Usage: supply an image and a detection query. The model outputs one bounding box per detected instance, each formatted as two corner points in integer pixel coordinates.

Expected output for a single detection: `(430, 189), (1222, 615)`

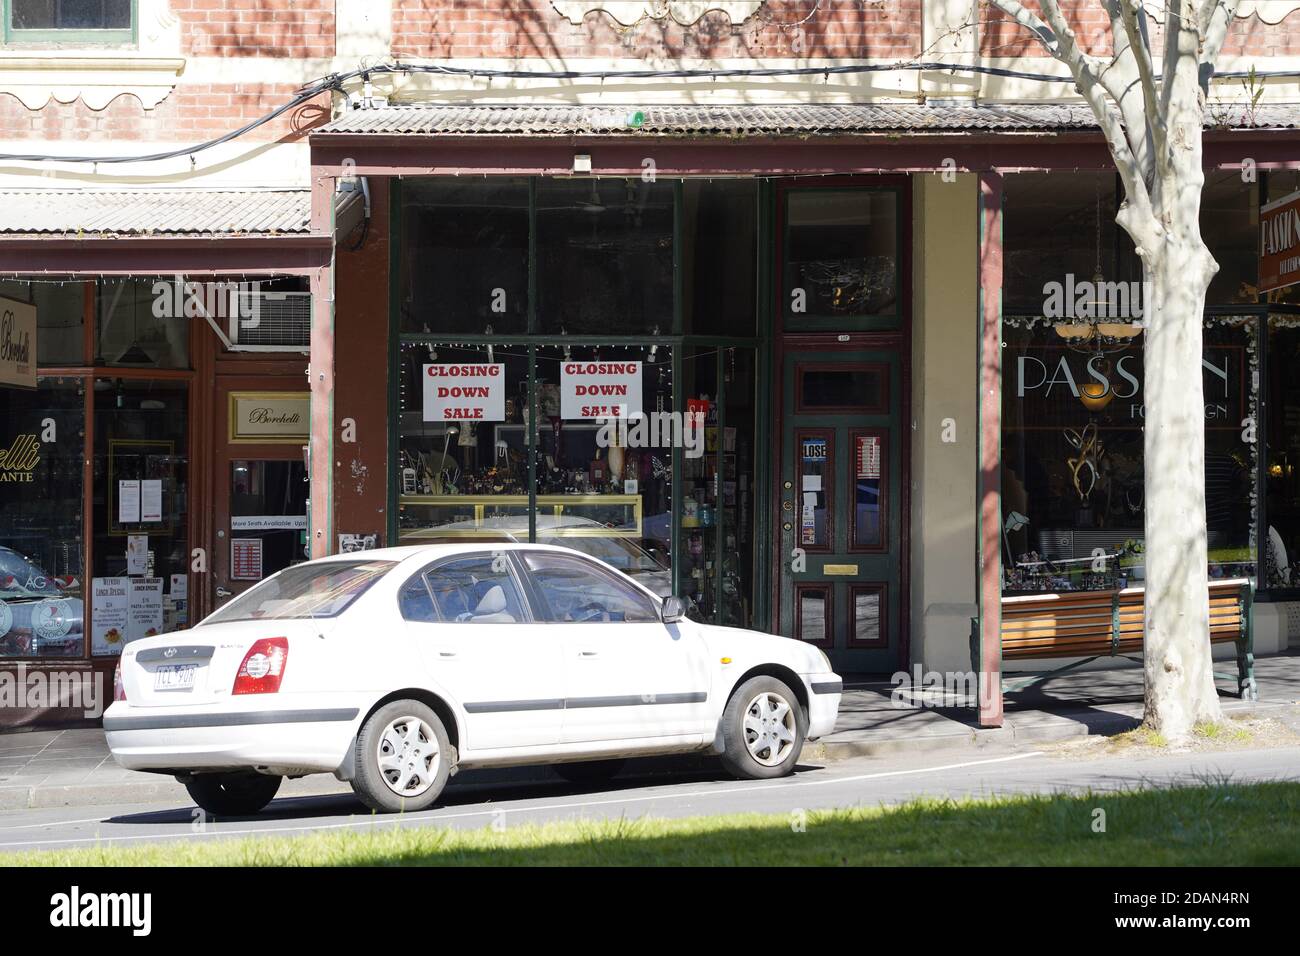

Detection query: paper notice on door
(118, 480), (140, 524)
(802, 475), (822, 492)
(857, 434), (881, 479)
(126, 535), (148, 575)
(127, 577), (165, 643)
(90, 577), (130, 656)
(141, 480), (163, 523)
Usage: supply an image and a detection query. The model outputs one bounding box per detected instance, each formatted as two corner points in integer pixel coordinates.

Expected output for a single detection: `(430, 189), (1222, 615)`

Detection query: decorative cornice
(550, 2), (767, 27)
(1236, 1), (1300, 24)
(0, 0), (183, 111)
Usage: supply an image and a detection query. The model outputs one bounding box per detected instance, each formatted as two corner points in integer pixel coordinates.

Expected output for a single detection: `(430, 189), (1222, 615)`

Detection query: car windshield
(0, 549), (63, 600)
(203, 560), (395, 624)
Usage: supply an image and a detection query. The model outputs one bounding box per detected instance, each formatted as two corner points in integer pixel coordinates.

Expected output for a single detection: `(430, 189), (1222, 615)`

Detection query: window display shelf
(399, 494), (643, 539)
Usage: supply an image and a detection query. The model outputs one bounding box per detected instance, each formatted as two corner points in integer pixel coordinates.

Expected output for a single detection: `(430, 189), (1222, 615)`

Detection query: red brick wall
(981, 1), (1112, 57)
(393, 0), (922, 60)
(982, 3), (1300, 58)
(172, 0), (336, 58)
(0, 86), (331, 142)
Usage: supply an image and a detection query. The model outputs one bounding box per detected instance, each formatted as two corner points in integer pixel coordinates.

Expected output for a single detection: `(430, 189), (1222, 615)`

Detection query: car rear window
(203, 560), (395, 624)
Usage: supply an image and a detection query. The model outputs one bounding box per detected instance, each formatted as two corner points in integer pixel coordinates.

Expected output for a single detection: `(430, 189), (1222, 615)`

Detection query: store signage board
(230, 514), (306, 531)
(231, 538), (264, 581)
(90, 577), (130, 656)
(127, 578), (164, 644)
(1260, 188), (1300, 293)
(229, 392), (310, 444)
(0, 295), (36, 390)
(561, 361), (643, 419)
(423, 364), (505, 422)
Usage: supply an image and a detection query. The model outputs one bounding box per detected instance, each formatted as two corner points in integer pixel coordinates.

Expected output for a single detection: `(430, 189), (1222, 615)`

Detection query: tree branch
(1201, 0), (1242, 67)
(1119, 0), (1168, 182)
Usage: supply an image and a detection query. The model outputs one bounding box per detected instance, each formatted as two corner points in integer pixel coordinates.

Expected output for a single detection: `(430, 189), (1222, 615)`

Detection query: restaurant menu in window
(90, 577), (130, 656)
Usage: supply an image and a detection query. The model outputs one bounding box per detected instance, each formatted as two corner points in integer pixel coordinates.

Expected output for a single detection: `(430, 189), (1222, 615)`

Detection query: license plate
(154, 664), (197, 691)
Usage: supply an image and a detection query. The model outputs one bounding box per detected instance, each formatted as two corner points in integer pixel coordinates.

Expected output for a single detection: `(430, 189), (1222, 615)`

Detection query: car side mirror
(661, 596), (686, 624)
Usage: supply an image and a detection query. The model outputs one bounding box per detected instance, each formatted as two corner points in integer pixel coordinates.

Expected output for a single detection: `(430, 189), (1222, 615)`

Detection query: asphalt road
(2, 745), (1298, 854)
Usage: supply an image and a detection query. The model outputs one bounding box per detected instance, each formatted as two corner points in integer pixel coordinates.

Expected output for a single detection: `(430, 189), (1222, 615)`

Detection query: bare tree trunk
(1140, 244), (1224, 739)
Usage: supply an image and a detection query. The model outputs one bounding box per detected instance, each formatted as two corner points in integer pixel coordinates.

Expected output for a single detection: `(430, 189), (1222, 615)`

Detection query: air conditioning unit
(226, 291), (312, 352)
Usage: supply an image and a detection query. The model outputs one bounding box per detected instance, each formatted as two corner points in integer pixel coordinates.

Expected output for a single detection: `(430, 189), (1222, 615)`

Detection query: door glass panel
(852, 431), (885, 550)
(523, 552), (659, 623)
(798, 364), (884, 412)
(851, 586), (884, 647)
(93, 378), (189, 647)
(796, 430), (832, 550)
(797, 586), (829, 645)
(784, 189), (898, 320)
(230, 460), (308, 581)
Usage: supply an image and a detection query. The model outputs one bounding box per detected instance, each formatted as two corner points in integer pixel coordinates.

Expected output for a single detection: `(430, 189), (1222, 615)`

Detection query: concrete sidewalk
(2, 650), (1298, 811)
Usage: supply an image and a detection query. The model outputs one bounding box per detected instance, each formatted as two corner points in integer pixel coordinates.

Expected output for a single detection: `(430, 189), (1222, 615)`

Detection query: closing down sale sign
(560, 361), (643, 419)
(423, 364), (506, 422)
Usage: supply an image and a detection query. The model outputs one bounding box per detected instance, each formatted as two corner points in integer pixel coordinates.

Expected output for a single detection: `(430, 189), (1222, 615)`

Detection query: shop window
(399, 179), (529, 335)
(96, 279), (189, 369)
(91, 378), (189, 652)
(1266, 315), (1300, 590)
(0, 377), (85, 659)
(533, 343), (672, 596)
(0, 280), (85, 366)
(535, 178), (674, 335)
(682, 179), (757, 335)
(1001, 318), (1256, 592)
(6, 0), (134, 43)
(396, 342), (532, 536)
(782, 187), (899, 327)
(1201, 171), (1259, 306)
(1004, 172), (1126, 317)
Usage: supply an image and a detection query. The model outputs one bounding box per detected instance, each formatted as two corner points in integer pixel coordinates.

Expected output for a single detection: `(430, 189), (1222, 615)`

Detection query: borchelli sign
(422, 364), (505, 422)
(228, 391), (310, 443)
(1260, 188), (1300, 293)
(0, 295), (36, 390)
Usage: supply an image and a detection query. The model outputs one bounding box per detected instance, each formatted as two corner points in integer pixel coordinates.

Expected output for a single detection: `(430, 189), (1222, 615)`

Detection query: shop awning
(0, 188), (313, 238)
(315, 102), (1300, 138)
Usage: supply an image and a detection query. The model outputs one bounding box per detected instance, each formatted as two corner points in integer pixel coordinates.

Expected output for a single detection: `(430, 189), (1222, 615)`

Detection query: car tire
(352, 699), (452, 813)
(185, 772), (282, 817)
(553, 759), (627, 784)
(719, 676), (807, 780)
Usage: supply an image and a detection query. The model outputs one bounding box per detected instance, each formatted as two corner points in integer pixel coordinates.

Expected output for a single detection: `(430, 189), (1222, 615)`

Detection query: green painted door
(777, 348), (903, 673)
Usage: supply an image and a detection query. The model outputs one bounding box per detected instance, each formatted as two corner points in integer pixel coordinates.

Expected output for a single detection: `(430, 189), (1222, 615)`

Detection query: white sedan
(105, 543), (842, 815)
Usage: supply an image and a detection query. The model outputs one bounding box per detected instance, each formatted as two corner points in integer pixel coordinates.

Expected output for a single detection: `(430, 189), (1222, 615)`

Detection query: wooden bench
(970, 578), (1256, 699)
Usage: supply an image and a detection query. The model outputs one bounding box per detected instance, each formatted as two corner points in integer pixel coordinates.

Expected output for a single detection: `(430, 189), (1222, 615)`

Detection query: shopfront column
(309, 166), (336, 559)
(978, 171), (1004, 728)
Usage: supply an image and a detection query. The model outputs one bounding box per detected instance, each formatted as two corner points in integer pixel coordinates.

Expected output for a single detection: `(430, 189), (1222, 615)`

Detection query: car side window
(420, 555), (527, 624)
(523, 553), (659, 623)
(398, 574), (439, 623)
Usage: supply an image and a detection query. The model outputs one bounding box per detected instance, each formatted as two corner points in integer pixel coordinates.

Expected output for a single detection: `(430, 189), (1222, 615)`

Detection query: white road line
(0, 751), (1046, 850)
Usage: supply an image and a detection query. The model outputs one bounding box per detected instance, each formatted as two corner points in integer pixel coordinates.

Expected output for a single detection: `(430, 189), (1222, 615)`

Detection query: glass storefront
(394, 178), (761, 626)
(0, 278), (194, 661)
(1001, 170), (1300, 596)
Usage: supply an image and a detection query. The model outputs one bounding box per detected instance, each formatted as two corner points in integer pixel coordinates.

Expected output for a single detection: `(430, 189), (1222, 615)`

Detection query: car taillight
(113, 660), (126, 702)
(232, 638), (288, 695)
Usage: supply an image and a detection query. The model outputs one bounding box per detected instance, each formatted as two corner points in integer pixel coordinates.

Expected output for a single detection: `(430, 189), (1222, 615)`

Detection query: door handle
(216, 587), (232, 598)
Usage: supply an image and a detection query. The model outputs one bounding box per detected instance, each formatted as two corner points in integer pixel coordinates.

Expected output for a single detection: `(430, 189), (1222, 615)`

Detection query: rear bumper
(103, 700), (363, 774)
(802, 673), (842, 740)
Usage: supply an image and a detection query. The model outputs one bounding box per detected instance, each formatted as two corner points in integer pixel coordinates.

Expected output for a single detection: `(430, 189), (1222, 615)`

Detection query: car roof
(312, 541), (602, 565)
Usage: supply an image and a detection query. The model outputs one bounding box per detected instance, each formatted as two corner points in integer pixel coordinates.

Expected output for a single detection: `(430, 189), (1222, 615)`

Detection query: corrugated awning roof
(316, 102), (1300, 137)
(0, 189), (312, 238)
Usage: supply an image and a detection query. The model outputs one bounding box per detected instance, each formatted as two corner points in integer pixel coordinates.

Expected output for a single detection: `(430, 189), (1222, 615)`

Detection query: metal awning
(315, 102), (1300, 138)
(0, 189), (313, 238)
